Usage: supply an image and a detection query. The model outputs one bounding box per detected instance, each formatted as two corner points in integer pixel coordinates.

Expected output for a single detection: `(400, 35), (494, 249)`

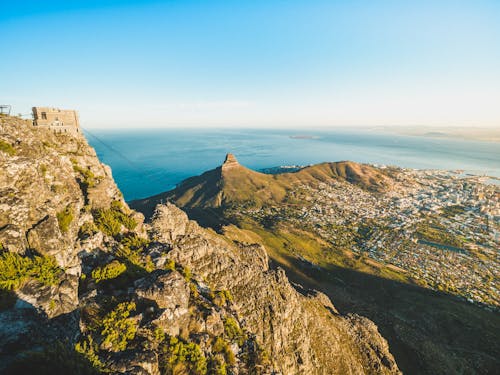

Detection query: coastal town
(239, 166), (500, 309)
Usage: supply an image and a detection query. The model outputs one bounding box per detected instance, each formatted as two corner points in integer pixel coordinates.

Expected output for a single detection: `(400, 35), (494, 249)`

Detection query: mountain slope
(131, 153), (392, 220)
(0, 115), (400, 374)
(131, 153), (500, 375)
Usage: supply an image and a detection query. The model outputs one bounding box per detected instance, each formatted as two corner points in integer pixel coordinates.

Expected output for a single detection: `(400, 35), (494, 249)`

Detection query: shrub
(0, 252), (62, 291)
(159, 336), (207, 375)
(40, 164), (47, 176)
(0, 140), (15, 156)
(212, 337), (235, 366)
(100, 301), (137, 352)
(109, 201), (137, 230)
(213, 290), (233, 307)
(209, 356), (227, 375)
(223, 317), (246, 346)
(93, 203), (137, 238)
(165, 258), (176, 271)
(91, 261), (126, 283)
(73, 164), (96, 189)
(117, 234), (154, 273)
(182, 267), (192, 282)
(78, 222), (98, 239)
(93, 209), (122, 237)
(74, 336), (104, 371)
(153, 327), (166, 343)
(57, 206), (74, 233)
(120, 233), (149, 250)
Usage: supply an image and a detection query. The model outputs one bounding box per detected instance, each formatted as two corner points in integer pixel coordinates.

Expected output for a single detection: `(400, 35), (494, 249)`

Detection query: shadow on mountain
(0, 293), (99, 374)
(270, 251), (500, 375)
(132, 197), (500, 374)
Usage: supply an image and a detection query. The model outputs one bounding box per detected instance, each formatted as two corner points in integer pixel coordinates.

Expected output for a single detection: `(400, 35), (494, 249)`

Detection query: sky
(1, 0), (499, 129)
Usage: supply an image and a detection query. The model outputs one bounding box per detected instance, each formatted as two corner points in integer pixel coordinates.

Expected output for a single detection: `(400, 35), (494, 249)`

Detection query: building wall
(32, 107), (80, 135)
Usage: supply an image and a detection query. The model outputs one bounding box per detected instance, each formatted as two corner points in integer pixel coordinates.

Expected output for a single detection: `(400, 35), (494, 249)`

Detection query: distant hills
(131, 153), (392, 219)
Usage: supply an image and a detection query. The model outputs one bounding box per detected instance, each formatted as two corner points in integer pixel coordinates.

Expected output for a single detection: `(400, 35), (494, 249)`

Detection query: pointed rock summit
(222, 153), (240, 170)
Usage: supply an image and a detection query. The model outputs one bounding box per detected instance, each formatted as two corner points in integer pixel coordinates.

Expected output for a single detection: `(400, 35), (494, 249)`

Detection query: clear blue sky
(1, 0), (499, 128)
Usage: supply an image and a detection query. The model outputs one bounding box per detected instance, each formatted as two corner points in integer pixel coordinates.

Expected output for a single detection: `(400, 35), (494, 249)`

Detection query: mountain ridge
(131, 153), (393, 220)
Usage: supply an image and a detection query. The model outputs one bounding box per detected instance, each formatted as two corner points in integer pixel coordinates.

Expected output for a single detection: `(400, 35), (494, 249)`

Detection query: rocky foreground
(0, 115), (400, 374)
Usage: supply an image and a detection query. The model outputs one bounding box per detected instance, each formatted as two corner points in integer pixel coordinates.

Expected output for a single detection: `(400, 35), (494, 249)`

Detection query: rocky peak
(221, 153), (239, 170)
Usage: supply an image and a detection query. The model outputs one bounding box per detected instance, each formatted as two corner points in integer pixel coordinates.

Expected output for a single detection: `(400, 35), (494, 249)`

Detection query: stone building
(32, 107), (80, 135)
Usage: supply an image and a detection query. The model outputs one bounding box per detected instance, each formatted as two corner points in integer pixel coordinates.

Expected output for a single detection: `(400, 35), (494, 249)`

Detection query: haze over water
(87, 128), (500, 201)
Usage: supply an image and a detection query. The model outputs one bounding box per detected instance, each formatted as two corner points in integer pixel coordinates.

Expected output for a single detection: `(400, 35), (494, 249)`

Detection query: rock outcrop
(0, 114), (400, 374)
(151, 204), (401, 374)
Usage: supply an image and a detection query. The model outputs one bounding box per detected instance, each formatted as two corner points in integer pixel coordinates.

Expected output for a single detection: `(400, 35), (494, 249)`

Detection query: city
(236, 167), (499, 309)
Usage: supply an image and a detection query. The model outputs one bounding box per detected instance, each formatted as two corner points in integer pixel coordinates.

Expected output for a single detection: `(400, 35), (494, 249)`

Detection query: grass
(0, 252), (62, 291)
(227, 218), (410, 285)
(416, 219), (463, 248)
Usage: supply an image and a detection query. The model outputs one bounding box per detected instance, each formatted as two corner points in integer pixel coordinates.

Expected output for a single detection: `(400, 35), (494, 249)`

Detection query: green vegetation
(212, 290), (233, 307)
(441, 205), (466, 218)
(182, 266), (192, 281)
(117, 233), (153, 273)
(153, 327), (166, 343)
(91, 261), (126, 283)
(120, 232), (149, 249)
(40, 164), (48, 176)
(208, 357), (227, 375)
(74, 336), (105, 372)
(100, 301), (137, 352)
(212, 337), (235, 366)
(416, 219), (463, 248)
(57, 205), (74, 233)
(79, 221), (98, 239)
(93, 209), (121, 237)
(159, 336), (207, 375)
(73, 164), (97, 189)
(93, 202), (137, 237)
(0, 139), (15, 156)
(223, 317), (246, 346)
(165, 258), (176, 271)
(0, 252), (62, 291)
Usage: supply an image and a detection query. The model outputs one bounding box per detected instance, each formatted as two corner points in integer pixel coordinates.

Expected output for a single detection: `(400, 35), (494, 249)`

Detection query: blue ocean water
(85, 128), (500, 201)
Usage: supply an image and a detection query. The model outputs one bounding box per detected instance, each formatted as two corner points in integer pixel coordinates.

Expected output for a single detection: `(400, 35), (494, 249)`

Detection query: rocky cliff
(0, 115), (400, 374)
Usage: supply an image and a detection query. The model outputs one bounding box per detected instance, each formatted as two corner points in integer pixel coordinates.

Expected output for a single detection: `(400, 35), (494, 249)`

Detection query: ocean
(85, 128), (500, 201)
